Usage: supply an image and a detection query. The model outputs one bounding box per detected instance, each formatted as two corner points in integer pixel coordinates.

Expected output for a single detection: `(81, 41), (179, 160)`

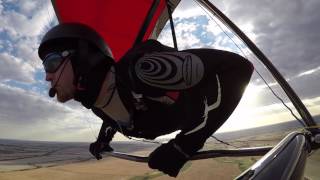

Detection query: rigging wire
(166, 0), (178, 50)
(125, 136), (162, 145)
(210, 135), (240, 148)
(113, 115), (163, 145)
(84, 118), (98, 140)
(194, 0), (306, 127)
(254, 70), (306, 127)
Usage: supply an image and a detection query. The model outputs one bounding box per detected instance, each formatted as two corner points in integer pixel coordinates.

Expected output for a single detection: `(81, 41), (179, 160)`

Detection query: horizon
(3, 117), (319, 143)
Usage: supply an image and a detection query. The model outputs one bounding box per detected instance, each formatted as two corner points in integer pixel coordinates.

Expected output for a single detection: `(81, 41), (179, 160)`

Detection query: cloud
(0, 0), (56, 82)
(15, 37), (43, 69)
(18, 1), (38, 15)
(0, 1), (53, 39)
(213, 0), (320, 77)
(0, 52), (34, 82)
(174, 1), (226, 18)
(0, 83), (67, 124)
(251, 64), (320, 106)
(289, 69), (320, 99)
(296, 66), (320, 77)
(173, 1), (205, 18)
(158, 15), (233, 50)
(0, 83), (101, 141)
(171, 0), (320, 87)
(0, 1), (3, 14)
(0, 0), (102, 142)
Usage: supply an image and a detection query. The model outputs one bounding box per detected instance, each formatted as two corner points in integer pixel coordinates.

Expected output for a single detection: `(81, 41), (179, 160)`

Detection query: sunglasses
(43, 50), (75, 73)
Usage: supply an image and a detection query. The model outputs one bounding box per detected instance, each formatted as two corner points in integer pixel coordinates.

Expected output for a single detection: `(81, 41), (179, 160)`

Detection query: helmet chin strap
(72, 40), (115, 109)
(73, 60), (113, 109)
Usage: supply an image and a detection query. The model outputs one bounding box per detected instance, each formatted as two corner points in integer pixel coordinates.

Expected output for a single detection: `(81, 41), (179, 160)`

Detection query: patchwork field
(0, 131), (319, 180)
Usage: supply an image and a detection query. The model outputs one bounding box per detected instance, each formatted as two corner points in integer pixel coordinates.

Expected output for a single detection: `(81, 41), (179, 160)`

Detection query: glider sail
(51, 0), (180, 60)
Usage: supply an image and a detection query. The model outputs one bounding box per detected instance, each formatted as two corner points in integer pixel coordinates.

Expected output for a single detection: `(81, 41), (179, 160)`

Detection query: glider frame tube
(134, 0), (161, 46)
(103, 146), (273, 163)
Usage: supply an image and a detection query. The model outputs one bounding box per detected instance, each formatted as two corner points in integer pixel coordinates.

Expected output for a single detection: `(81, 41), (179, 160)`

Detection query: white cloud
(0, 40), (3, 50)
(18, 1), (37, 15)
(0, 52), (34, 82)
(0, 1), (53, 39)
(214, 0), (320, 76)
(173, 0), (226, 19)
(173, 1), (203, 18)
(0, 0), (60, 91)
(0, 1), (103, 142)
(159, 16), (222, 50)
(158, 18), (202, 49)
(204, 18), (223, 36)
(0, 83), (67, 123)
(211, 35), (233, 51)
(220, 94), (320, 132)
(297, 66), (320, 77)
(0, 83), (101, 142)
(0, 0), (3, 14)
(157, 27), (174, 47)
(15, 37), (42, 69)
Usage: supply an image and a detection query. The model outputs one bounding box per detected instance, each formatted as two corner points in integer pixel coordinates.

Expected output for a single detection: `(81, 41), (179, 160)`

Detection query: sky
(0, 0), (319, 142)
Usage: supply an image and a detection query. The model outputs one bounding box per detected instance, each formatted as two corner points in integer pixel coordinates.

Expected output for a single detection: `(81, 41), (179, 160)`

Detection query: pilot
(38, 22), (253, 177)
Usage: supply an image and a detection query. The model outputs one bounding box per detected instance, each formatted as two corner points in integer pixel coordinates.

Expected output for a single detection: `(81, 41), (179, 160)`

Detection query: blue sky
(0, 0), (320, 142)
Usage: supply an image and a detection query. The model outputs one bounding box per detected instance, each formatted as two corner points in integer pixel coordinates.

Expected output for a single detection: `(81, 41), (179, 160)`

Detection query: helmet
(38, 23), (115, 108)
(38, 23), (113, 60)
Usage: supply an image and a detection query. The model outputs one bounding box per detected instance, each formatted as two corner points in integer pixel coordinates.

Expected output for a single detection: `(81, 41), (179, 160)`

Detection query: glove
(89, 141), (113, 160)
(148, 140), (189, 177)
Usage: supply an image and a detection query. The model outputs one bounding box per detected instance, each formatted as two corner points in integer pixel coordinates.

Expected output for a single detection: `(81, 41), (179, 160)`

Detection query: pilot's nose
(45, 73), (54, 82)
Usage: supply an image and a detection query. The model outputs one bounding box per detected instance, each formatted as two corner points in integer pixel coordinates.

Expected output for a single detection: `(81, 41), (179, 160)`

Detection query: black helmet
(38, 23), (113, 60)
(38, 23), (115, 108)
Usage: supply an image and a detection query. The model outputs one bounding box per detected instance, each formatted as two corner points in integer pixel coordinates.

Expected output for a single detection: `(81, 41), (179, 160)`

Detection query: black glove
(89, 141), (113, 160)
(148, 140), (189, 177)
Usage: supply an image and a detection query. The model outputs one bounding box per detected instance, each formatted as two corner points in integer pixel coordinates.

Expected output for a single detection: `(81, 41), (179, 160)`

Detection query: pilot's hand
(89, 141), (113, 160)
(148, 140), (189, 177)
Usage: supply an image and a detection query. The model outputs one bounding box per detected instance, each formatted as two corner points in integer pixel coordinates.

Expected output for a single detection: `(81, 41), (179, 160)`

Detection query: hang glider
(51, 0), (315, 124)
(50, 0), (320, 179)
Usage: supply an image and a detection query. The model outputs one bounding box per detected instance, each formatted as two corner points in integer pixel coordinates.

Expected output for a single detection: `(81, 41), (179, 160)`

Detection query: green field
(128, 131), (320, 180)
(305, 150), (320, 180)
